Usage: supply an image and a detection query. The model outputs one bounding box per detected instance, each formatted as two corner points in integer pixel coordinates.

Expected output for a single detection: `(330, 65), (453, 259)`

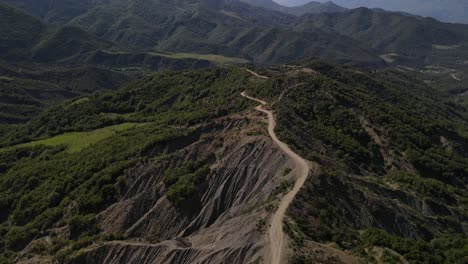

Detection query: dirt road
(241, 91), (310, 264)
(451, 73), (462, 81)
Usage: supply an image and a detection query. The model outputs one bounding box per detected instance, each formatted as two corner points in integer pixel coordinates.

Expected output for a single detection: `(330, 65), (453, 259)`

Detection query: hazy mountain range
(276, 0), (468, 24)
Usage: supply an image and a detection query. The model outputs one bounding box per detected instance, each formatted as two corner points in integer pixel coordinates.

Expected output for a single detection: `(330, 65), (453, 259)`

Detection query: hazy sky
(274, 0), (315, 7)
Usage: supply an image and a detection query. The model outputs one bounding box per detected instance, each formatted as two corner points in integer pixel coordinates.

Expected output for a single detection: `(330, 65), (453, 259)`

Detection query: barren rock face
(69, 112), (293, 264)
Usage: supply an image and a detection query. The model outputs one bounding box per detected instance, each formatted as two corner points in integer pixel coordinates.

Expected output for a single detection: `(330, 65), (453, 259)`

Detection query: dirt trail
(241, 88), (310, 264)
(451, 73), (462, 81)
(243, 68), (269, 79)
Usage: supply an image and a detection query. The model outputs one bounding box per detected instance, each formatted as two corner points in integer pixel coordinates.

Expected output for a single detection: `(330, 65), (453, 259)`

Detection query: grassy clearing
(103, 49), (249, 64)
(432, 44), (461, 50)
(15, 123), (146, 153)
(70, 97), (90, 106)
(99, 112), (135, 120)
(0, 76), (14, 81)
(149, 52), (249, 64)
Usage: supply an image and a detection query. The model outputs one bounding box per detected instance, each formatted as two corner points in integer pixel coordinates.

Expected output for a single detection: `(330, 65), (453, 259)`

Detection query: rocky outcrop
(69, 111), (294, 264)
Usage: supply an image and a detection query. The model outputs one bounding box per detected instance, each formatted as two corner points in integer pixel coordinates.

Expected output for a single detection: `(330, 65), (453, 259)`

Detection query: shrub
(68, 214), (99, 238)
(384, 170), (455, 202)
(5, 225), (38, 251)
(164, 165), (210, 205)
(360, 229), (468, 263)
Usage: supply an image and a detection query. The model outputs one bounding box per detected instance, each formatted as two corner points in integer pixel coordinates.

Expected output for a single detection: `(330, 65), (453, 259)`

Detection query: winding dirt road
(451, 73), (462, 81)
(241, 91), (310, 264)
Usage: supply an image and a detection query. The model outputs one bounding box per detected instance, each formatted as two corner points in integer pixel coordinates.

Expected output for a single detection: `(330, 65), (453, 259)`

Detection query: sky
(274, 0), (314, 7)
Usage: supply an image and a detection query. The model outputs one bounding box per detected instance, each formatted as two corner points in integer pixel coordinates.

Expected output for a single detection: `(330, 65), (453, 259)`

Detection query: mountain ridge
(312, 0), (468, 24)
(240, 0), (346, 15)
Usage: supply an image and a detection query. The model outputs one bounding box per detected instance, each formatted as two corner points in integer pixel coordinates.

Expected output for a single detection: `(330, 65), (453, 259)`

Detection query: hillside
(0, 61), (138, 125)
(1, 0), (93, 23)
(0, 2), (46, 60)
(4, 0), (468, 70)
(0, 2), (242, 125)
(247, 60), (468, 263)
(295, 7), (468, 67)
(0, 0), (380, 65)
(0, 2), (230, 68)
(318, 0), (468, 24)
(0, 3), (124, 124)
(62, 0), (378, 65)
(0, 60), (466, 263)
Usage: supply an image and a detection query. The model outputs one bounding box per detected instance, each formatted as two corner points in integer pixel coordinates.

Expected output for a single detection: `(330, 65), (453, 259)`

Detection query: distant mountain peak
(314, 0), (468, 24)
(240, 0), (346, 15)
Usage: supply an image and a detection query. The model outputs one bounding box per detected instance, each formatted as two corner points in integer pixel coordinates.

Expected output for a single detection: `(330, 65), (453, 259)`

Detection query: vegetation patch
(164, 162), (211, 206)
(150, 52), (249, 64)
(12, 123), (146, 153)
(384, 170), (458, 203)
(357, 228), (468, 264)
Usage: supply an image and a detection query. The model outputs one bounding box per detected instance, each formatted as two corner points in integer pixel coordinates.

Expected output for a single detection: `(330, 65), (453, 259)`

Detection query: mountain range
(283, 0), (468, 24)
(4, 0), (468, 68)
(2, 0), (468, 137)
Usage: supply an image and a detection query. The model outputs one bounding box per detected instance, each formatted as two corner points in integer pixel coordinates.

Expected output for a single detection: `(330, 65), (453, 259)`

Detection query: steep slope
(241, 91), (311, 264)
(5, 0), (468, 68)
(0, 0), (382, 65)
(0, 4), (134, 123)
(0, 2), (222, 68)
(294, 7), (468, 67)
(0, 2), (115, 63)
(0, 2), (47, 60)
(319, 0), (468, 24)
(64, 0), (379, 65)
(0, 62), (138, 124)
(0, 0), (92, 23)
(246, 60), (468, 263)
(0, 68), (298, 264)
(0, 2), (235, 125)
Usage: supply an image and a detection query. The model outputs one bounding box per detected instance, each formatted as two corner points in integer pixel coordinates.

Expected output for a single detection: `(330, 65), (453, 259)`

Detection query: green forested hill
(0, 2), (115, 63)
(0, 62), (138, 124)
(0, 61), (466, 263)
(1, 0), (93, 23)
(0, 0), (383, 65)
(63, 0), (379, 65)
(247, 60), (468, 263)
(4, 0), (468, 69)
(0, 2), (46, 60)
(0, 2), (235, 125)
(294, 7), (468, 67)
(0, 67), (253, 262)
